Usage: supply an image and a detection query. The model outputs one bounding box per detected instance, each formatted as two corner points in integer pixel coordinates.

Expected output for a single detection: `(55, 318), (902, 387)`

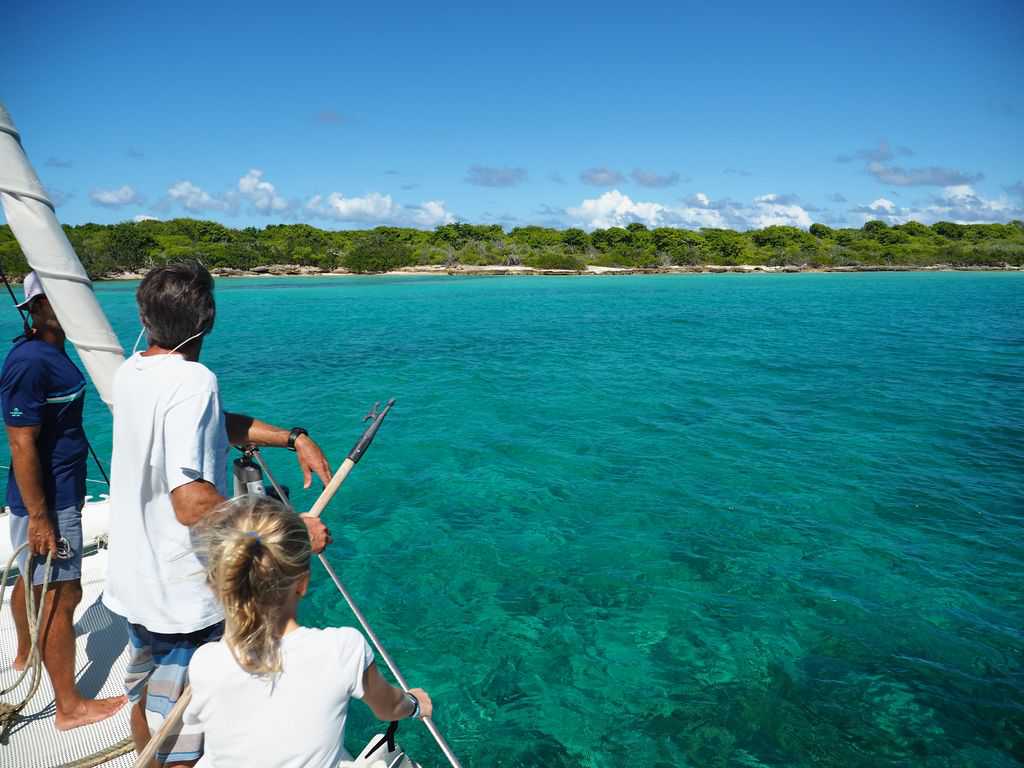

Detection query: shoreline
(95, 263), (1024, 281)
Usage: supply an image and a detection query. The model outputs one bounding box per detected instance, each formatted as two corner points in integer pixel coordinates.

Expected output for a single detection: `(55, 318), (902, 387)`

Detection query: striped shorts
(125, 621), (224, 764)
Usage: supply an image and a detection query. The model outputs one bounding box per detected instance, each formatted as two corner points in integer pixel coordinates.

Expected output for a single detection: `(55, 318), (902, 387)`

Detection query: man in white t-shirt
(104, 262), (332, 767)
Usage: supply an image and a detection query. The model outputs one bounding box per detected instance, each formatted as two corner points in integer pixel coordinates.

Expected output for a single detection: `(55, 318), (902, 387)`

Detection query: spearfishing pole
(0, 263), (111, 486)
(253, 399), (465, 768)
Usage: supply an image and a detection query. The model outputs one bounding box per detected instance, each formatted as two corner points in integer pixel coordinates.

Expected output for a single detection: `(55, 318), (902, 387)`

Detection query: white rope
(0, 541), (54, 741)
(0, 541), (138, 766)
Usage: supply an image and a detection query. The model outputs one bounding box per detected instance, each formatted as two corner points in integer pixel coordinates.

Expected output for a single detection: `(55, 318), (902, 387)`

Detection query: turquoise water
(3, 273), (1023, 767)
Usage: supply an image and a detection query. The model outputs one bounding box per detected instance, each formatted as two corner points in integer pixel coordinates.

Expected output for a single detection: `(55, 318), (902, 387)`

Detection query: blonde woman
(183, 496), (432, 767)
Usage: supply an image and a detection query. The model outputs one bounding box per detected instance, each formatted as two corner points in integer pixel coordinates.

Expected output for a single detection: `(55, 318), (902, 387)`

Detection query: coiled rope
(0, 542), (54, 741)
(0, 542), (135, 766)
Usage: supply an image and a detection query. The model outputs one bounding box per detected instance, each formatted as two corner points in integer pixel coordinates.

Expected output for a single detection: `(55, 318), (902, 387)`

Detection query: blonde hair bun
(198, 495), (312, 675)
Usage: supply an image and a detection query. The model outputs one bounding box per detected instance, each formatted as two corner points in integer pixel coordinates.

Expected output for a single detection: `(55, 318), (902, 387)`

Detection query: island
(1, 219), (1021, 279)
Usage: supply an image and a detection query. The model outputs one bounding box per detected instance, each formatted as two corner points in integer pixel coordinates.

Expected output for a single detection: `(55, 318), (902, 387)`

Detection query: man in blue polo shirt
(1, 271), (126, 730)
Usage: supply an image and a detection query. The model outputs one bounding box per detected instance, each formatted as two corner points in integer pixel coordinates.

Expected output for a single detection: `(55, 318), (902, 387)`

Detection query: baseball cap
(16, 271), (44, 309)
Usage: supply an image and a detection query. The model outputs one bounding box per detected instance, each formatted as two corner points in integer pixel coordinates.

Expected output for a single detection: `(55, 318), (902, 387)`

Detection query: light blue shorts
(8, 504), (83, 586)
(125, 621), (224, 764)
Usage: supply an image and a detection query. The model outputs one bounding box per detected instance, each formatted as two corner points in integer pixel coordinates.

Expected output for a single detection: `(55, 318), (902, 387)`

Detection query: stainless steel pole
(317, 555), (464, 768)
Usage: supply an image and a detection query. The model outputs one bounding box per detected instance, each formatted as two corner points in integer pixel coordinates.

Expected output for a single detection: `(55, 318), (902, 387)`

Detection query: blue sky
(4, 0), (1023, 231)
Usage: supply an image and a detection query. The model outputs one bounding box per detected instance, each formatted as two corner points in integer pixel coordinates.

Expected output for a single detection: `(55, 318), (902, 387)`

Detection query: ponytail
(198, 495), (312, 676)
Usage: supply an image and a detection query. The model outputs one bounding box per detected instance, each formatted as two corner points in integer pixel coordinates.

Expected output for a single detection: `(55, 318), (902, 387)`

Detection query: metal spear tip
(363, 401), (381, 421)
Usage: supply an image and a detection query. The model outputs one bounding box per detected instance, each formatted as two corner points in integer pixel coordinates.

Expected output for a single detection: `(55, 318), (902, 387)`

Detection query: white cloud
(567, 190), (814, 230)
(567, 190), (665, 229)
(921, 186), (1019, 223)
(90, 185), (142, 208)
(850, 197), (911, 224)
(133, 214), (160, 222)
(314, 192), (396, 221)
(748, 194), (813, 228)
(166, 168), (288, 215)
(167, 180), (229, 213)
(407, 200), (455, 228)
(851, 185), (1023, 225)
(305, 192), (454, 228)
(158, 171), (452, 227)
(667, 195), (731, 228)
(238, 169), (288, 213)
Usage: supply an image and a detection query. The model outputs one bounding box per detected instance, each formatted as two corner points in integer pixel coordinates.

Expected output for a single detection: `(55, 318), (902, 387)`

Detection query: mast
(0, 103), (125, 407)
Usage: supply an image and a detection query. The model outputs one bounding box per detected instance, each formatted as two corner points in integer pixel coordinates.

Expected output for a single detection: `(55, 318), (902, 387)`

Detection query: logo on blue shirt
(9, 407), (22, 417)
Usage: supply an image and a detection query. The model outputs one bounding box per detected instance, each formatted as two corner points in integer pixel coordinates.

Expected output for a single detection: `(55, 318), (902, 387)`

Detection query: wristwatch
(287, 427), (308, 451)
(404, 692), (421, 719)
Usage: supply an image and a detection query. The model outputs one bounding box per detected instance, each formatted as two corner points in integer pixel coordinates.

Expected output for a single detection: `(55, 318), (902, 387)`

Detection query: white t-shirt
(185, 627), (375, 768)
(103, 352), (228, 634)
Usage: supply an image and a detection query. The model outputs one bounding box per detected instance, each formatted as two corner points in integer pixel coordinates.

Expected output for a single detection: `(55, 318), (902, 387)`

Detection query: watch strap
(287, 427), (308, 451)
(404, 691), (420, 719)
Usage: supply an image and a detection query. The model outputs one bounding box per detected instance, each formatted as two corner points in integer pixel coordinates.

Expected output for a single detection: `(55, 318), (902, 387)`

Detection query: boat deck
(1, 533), (135, 768)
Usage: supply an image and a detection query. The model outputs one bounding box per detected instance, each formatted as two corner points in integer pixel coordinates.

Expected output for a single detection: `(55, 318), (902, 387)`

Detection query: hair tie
(244, 530), (262, 543)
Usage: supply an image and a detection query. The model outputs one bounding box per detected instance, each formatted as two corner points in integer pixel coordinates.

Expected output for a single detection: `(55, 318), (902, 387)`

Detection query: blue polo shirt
(1, 336), (88, 516)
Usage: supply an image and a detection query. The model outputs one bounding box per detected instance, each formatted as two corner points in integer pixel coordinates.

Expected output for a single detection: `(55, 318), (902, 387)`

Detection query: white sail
(0, 102), (124, 407)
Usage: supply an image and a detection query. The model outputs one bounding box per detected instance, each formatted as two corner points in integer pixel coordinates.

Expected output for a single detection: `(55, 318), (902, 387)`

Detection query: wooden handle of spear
(305, 399), (395, 520)
(133, 687), (193, 768)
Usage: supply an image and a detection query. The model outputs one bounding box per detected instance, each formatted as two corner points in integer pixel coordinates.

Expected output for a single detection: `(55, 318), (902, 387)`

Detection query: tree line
(0, 218), (1022, 277)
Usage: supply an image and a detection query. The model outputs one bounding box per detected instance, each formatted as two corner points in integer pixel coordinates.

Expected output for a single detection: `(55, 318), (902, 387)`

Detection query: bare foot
(55, 695), (128, 731)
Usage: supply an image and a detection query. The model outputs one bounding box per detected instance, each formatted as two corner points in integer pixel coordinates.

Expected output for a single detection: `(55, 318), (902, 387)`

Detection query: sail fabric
(0, 103), (124, 407)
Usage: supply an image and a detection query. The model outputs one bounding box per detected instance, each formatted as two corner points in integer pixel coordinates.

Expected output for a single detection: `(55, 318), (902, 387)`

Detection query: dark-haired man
(103, 262), (332, 766)
(1, 272), (127, 730)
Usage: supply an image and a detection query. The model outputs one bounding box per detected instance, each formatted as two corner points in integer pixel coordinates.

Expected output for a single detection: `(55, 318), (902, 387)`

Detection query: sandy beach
(94, 262), (1024, 281)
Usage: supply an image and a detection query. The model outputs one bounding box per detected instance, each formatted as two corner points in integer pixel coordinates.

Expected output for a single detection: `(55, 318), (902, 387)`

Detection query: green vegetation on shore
(1, 218), (1022, 277)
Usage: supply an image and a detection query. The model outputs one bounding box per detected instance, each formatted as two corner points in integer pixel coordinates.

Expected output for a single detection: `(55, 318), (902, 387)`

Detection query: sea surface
(2, 273), (1023, 767)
